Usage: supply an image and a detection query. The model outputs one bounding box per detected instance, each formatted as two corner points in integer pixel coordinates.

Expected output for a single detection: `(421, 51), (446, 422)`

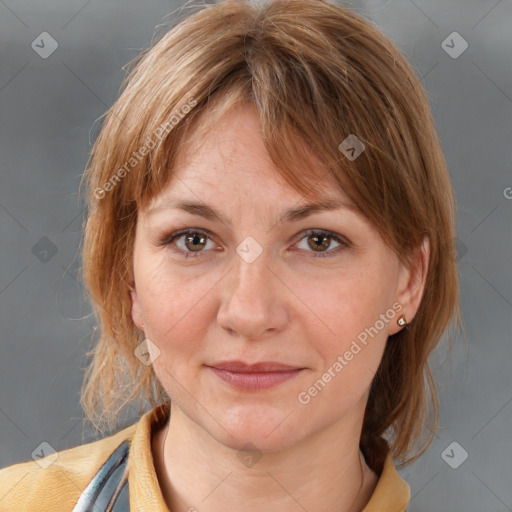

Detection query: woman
(0, 0), (460, 510)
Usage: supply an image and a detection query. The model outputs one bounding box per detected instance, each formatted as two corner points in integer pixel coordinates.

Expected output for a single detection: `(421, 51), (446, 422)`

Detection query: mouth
(206, 360), (306, 390)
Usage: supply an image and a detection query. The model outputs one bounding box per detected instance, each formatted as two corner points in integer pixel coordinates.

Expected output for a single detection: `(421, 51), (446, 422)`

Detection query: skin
(129, 102), (429, 512)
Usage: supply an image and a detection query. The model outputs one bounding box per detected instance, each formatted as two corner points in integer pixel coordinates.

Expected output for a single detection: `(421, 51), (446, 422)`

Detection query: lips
(206, 360), (305, 390)
(207, 360), (303, 372)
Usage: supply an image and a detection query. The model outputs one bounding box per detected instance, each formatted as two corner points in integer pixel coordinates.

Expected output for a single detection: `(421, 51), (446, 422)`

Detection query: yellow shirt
(0, 403), (410, 511)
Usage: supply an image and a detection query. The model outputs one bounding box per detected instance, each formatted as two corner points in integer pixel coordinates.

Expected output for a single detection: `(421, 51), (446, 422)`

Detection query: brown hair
(78, 0), (461, 470)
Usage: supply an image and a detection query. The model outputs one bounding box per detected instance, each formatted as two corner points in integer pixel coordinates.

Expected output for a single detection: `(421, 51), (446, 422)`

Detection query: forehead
(149, 102), (342, 205)
(137, 102), (373, 237)
(143, 104), (362, 229)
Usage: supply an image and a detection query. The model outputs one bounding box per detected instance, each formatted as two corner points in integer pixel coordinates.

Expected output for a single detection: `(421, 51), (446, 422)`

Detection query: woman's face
(130, 102), (423, 452)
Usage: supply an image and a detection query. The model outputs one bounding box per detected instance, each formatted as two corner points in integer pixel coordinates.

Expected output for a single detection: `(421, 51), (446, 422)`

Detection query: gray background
(0, 0), (511, 510)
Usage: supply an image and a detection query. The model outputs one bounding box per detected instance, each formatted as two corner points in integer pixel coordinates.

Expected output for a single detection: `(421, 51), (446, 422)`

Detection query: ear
(128, 281), (145, 332)
(389, 237), (430, 335)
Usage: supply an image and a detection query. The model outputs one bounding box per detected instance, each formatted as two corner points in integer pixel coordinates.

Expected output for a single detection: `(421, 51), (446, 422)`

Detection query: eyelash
(159, 228), (350, 260)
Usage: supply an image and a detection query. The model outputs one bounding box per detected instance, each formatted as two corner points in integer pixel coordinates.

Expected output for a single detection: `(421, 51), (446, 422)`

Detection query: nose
(217, 247), (288, 341)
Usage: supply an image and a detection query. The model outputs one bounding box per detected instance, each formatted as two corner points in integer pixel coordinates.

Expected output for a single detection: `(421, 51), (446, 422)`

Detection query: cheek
(139, 274), (211, 401)
(297, 280), (390, 417)
(294, 257), (396, 398)
(135, 253), (205, 324)
(134, 257), (221, 372)
(295, 261), (395, 347)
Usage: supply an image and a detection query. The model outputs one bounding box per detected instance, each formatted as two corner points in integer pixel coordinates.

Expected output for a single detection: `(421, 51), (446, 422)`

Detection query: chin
(219, 427), (299, 454)
(208, 403), (305, 452)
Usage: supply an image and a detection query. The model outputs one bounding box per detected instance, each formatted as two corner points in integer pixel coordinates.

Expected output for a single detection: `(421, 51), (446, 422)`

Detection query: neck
(152, 402), (379, 512)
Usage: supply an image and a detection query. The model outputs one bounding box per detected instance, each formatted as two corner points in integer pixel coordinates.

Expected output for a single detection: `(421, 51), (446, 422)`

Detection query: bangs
(101, 69), (357, 220)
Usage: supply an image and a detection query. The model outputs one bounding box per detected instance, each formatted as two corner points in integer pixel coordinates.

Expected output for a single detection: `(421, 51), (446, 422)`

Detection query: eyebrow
(146, 198), (360, 226)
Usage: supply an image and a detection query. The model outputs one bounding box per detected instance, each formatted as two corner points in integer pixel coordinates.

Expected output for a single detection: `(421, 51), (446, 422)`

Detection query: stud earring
(397, 315), (407, 327)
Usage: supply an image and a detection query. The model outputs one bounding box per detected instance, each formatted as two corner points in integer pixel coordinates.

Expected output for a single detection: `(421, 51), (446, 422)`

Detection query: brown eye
(295, 230), (350, 258)
(184, 232), (208, 252)
(163, 229), (214, 259)
(307, 232), (331, 252)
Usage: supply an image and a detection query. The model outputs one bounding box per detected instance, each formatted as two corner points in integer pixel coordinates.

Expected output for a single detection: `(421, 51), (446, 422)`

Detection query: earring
(397, 314), (407, 327)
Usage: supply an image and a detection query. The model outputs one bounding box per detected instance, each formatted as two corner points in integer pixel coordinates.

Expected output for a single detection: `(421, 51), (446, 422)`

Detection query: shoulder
(0, 422), (137, 512)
